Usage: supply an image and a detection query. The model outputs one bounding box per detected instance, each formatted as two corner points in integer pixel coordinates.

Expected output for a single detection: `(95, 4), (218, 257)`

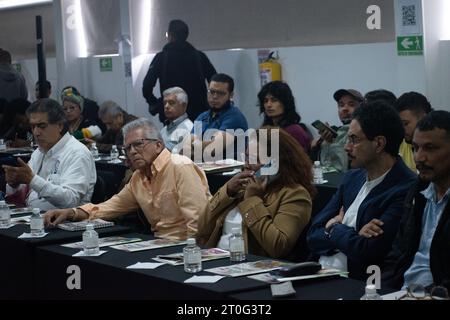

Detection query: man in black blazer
(307, 100), (416, 280)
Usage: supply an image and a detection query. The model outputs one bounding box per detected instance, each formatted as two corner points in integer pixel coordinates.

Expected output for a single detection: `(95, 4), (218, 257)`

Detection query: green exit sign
(397, 36), (423, 56)
(99, 57), (113, 72)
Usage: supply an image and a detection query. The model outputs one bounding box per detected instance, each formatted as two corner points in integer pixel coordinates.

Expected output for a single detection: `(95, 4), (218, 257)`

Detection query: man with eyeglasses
(2, 99), (96, 211)
(307, 101), (416, 280)
(186, 73), (248, 160)
(382, 111), (450, 292)
(44, 118), (211, 241)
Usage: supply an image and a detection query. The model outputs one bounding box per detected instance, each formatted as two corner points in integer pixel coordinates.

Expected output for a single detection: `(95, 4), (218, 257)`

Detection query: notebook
(57, 219), (114, 231)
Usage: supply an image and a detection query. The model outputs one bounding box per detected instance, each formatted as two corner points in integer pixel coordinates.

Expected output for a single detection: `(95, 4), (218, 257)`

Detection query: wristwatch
(69, 208), (78, 221)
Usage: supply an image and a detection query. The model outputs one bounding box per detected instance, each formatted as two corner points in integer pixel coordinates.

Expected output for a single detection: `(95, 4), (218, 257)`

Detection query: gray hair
(122, 118), (163, 141)
(163, 87), (188, 105)
(98, 100), (125, 119)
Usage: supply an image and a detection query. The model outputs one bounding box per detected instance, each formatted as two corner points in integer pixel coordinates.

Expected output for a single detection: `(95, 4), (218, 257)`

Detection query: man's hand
(2, 158), (34, 187)
(311, 137), (323, 149)
(359, 219), (384, 238)
(325, 206), (345, 230)
(84, 138), (95, 149)
(319, 122), (336, 143)
(43, 208), (73, 228)
(148, 103), (160, 116)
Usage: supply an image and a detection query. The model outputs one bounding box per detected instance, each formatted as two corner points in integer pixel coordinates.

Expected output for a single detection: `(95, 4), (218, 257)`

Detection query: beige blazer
(197, 183), (312, 259)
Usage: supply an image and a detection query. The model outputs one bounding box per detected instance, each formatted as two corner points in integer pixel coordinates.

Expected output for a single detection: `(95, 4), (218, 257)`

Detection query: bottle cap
(314, 161), (321, 166)
(32, 208), (40, 214)
(231, 227), (242, 235)
(186, 238), (196, 245)
(86, 223), (94, 231)
(365, 284), (377, 294)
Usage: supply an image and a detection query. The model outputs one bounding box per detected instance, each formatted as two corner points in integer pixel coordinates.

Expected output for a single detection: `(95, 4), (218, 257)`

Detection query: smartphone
(254, 160), (278, 184)
(3, 157), (20, 167)
(311, 120), (338, 138)
(270, 262), (322, 277)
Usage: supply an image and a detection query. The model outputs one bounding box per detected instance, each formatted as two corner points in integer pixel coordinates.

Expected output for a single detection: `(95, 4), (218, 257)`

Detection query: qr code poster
(402, 5), (416, 26)
(396, 0), (422, 35)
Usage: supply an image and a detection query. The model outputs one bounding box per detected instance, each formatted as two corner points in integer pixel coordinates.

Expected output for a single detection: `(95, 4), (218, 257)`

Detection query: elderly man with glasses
(44, 118), (211, 240)
(307, 101), (416, 281)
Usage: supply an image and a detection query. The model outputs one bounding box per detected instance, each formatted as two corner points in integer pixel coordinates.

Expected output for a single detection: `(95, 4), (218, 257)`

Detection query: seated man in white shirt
(160, 87), (193, 153)
(2, 98), (96, 211)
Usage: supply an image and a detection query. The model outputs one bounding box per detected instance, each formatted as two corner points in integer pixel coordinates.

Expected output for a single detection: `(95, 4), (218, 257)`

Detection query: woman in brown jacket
(197, 128), (316, 260)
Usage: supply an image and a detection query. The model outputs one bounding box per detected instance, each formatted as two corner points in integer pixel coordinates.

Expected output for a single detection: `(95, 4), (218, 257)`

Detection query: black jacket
(382, 179), (450, 290)
(142, 40), (216, 123)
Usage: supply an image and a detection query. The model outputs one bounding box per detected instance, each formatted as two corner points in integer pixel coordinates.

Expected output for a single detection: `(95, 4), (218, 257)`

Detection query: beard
(341, 118), (352, 125)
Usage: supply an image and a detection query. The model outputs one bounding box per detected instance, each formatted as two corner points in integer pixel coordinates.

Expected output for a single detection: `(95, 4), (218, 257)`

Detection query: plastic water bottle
(91, 142), (100, 160)
(30, 208), (45, 236)
(183, 238), (202, 273)
(313, 161), (324, 184)
(229, 227), (246, 262)
(110, 145), (119, 163)
(0, 139), (6, 151)
(0, 201), (11, 228)
(360, 284), (382, 300)
(82, 224), (100, 255)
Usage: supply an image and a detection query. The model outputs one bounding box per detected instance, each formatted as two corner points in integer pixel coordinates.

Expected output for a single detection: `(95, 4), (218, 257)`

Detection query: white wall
(127, 41), (426, 132)
(423, 0), (450, 111)
(17, 39), (432, 135)
(16, 57), (58, 102)
(206, 42), (426, 131)
(83, 56), (126, 109)
(122, 41), (423, 133)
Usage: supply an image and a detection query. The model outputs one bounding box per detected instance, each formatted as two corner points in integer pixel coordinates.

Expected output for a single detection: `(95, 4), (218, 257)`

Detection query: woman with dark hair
(258, 81), (311, 152)
(197, 128), (315, 260)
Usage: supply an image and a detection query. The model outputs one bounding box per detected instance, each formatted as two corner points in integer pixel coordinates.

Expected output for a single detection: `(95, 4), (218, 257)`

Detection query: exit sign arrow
(401, 37), (413, 49)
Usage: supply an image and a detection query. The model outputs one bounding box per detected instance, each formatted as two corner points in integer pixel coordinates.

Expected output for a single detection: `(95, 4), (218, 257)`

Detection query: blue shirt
(192, 102), (248, 135)
(403, 183), (450, 288)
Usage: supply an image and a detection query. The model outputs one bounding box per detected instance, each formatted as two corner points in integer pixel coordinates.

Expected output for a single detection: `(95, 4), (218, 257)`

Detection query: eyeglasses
(207, 89), (228, 97)
(347, 134), (367, 145)
(123, 138), (158, 154)
(30, 122), (49, 130)
(398, 284), (449, 300)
